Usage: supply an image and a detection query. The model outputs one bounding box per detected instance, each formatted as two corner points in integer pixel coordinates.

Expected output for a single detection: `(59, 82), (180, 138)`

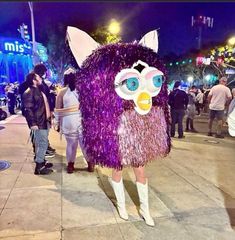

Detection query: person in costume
(66, 26), (171, 226)
(54, 68), (94, 173)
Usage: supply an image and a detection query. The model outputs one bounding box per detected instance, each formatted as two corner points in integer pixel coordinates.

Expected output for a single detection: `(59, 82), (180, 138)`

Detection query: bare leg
(133, 166), (146, 184)
(112, 169), (122, 182)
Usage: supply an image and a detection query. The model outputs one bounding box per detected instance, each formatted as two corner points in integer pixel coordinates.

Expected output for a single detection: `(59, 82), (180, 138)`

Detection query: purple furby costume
(67, 27), (171, 170)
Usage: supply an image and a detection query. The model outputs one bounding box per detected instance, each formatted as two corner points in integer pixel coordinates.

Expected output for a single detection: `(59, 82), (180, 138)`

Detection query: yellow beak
(136, 92), (152, 111)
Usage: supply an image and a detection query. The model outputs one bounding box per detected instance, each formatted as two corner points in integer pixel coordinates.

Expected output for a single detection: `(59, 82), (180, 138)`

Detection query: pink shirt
(209, 84), (232, 110)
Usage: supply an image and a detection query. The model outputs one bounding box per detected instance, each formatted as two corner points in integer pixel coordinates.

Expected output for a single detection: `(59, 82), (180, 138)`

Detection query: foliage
(43, 24), (69, 83)
(91, 26), (121, 45)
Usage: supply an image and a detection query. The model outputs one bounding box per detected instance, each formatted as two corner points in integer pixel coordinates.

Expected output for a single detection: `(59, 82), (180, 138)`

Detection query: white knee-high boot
(136, 180), (155, 226)
(109, 178), (128, 220)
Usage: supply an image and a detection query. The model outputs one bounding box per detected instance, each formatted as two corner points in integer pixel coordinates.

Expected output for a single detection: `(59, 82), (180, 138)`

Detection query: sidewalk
(0, 114), (235, 240)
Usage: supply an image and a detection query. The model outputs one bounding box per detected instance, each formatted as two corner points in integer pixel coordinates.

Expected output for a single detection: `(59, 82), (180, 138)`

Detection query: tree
(42, 23), (70, 83)
(91, 26), (121, 45)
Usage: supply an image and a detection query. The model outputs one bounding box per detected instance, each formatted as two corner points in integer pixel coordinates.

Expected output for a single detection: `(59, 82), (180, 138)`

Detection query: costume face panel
(114, 60), (164, 115)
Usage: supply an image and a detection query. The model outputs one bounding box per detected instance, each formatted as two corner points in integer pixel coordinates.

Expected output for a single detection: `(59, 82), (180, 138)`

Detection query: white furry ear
(139, 30), (158, 53)
(66, 26), (100, 67)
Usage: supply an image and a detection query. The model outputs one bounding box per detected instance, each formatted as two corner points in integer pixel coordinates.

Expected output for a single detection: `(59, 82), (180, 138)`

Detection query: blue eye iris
(153, 75), (163, 87)
(125, 77), (139, 91)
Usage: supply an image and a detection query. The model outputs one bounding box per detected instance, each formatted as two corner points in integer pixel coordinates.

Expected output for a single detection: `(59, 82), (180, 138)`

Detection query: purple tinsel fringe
(76, 43), (171, 170)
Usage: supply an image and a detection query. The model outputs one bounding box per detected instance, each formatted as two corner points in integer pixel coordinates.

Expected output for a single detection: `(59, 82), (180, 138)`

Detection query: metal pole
(198, 26), (202, 50)
(28, 2), (36, 65)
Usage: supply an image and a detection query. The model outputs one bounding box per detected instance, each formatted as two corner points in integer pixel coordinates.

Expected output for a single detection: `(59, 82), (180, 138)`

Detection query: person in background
(6, 83), (17, 115)
(54, 69), (95, 173)
(33, 63), (56, 157)
(207, 76), (232, 138)
(168, 81), (189, 138)
(185, 86), (198, 132)
(23, 72), (53, 175)
(203, 87), (211, 113)
(195, 88), (204, 115)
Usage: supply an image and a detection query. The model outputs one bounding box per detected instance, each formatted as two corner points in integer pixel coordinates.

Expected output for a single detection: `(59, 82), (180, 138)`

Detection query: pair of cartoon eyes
(116, 74), (163, 92)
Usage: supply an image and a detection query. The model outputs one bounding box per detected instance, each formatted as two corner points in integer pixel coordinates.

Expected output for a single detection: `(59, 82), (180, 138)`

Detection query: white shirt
(195, 91), (204, 104)
(208, 84), (232, 110)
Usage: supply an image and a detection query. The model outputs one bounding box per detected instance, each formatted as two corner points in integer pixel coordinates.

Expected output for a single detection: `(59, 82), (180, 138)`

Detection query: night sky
(1, 1), (235, 56)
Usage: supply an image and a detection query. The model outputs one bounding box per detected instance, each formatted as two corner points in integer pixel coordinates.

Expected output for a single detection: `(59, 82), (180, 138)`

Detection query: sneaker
(44, 160), (53, 168)
(47, 145), (56, 153)
(34, 162), (53, 175)
(45, 151), (55, 158)
(215, 134), (224, 139)
(190, 129), (198, 133)
(178, 135), (185, 139)
(207, 132), (213, 137)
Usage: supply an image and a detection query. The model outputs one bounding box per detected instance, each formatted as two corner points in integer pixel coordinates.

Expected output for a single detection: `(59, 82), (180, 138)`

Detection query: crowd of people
(168, 77), (233, 139)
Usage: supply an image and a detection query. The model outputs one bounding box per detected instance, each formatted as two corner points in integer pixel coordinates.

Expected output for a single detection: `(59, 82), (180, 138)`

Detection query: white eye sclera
(142, 68), (164, 95)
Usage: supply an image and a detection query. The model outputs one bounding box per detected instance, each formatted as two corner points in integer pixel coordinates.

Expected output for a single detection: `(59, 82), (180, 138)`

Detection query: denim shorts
(209, 110), (224, 120)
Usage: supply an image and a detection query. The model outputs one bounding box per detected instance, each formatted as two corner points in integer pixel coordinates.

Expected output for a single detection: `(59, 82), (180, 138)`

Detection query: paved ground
(0, 111), (235, 240)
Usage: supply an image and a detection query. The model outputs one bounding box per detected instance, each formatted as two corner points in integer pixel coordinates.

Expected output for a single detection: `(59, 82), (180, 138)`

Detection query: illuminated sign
(196, 56), (211, 66)
(0, 37), (32, 55)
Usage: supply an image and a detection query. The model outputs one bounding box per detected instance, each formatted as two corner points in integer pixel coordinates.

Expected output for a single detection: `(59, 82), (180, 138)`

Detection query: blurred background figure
(207, 77), (232, 138)
(185, 86), (198, 133)
(168, 81), (189, 138)
(5, 83), (17, 115)
(195, 88), (204, 116)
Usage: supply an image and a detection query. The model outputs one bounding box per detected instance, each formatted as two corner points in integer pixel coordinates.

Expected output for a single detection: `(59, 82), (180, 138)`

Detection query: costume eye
(153, 75), (163, 88)
(124, 77), (139, 91)
(141, 67), (164, 97)
(114, 68), (140, 100)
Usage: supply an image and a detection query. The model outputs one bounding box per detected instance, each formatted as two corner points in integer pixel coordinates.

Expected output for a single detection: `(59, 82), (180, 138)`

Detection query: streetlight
(187, 76), (194, 83)
(28, 2), (37, 65)
(205, 74), (211, 81)
(228, 36), (235, 45)
(108, 19), (121, 35)
(191, 15), (214, 49)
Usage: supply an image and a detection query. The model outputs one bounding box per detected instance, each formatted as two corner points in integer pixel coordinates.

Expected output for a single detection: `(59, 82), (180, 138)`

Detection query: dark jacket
(168, 88), (189, 110)
(19, 81), (30, 116)
(22, 87), (49, 129)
